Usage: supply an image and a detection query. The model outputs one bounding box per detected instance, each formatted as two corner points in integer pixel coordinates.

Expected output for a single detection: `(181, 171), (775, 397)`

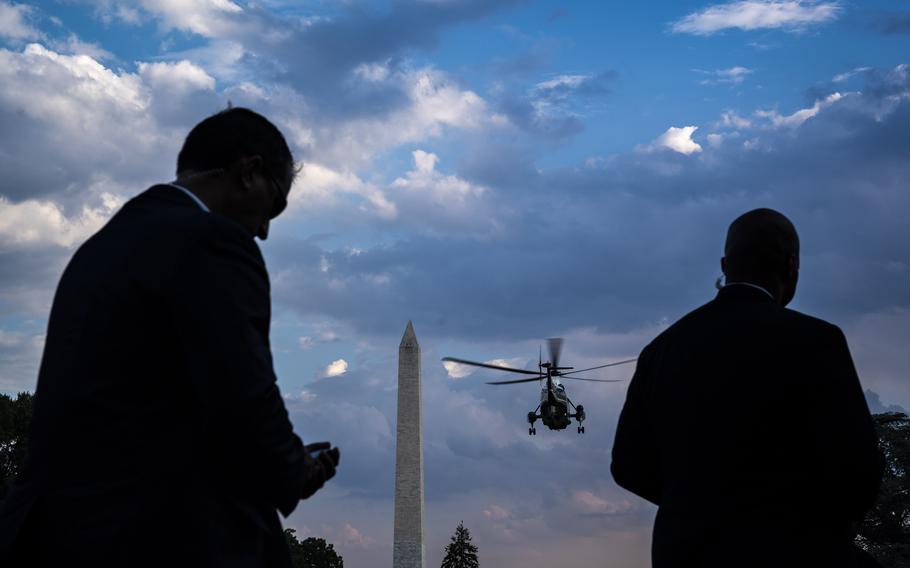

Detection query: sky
(1, 0), (909, 566)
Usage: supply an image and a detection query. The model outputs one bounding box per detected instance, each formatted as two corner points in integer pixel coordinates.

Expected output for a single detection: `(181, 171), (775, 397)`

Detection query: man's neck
(167, 182), (211, 213)
(173, 178), (221, 214)
(723, 281), (775, 302)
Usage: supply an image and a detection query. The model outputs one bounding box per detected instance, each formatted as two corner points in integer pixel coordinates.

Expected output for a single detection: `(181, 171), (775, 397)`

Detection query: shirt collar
(723, 281), (775, 300)
(165, 183), (210, 213)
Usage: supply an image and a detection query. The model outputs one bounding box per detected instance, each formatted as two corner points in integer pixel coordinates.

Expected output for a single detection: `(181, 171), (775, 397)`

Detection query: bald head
(721, 208), (800, 306)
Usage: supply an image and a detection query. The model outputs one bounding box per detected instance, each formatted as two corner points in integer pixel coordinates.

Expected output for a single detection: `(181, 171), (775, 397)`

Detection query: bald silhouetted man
(612, 209), (884, 567)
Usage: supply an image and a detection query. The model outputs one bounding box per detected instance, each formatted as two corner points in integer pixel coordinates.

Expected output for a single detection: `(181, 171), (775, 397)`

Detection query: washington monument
(393, 321), (425, 568)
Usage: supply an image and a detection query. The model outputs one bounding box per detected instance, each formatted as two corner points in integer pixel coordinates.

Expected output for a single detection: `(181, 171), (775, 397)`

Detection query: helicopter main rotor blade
(557, 358), (638, 375)
(547, 338), (563, 370)
(441, 357), (540, 375)
(559, 375), (625, 382)
(486, 376), (544, 385)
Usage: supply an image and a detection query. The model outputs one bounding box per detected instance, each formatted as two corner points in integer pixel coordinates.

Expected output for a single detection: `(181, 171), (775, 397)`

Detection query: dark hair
(176, 107), (293, 179)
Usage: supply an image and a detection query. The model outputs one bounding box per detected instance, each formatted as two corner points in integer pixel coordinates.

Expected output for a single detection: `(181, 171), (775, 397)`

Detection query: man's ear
(720, 257), (727, 275)
(237, 155), (263, 192)
(787, 253), (800, 279)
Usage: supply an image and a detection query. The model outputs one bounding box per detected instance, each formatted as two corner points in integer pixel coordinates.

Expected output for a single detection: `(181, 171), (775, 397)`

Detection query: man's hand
(301, 441), (340, 500)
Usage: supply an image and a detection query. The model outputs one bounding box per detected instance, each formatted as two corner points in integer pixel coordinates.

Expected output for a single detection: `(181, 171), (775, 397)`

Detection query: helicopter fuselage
(526, 378), (585, 434)
(538, 384), (572, 430)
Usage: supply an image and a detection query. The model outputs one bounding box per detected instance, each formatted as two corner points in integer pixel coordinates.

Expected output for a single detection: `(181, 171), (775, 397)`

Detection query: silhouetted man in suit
(0, 108), (340, 567)
(611, 209), (884, 567)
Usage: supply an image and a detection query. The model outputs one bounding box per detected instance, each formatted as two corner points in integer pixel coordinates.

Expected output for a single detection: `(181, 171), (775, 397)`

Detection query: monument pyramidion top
(400, 320), (419, 349)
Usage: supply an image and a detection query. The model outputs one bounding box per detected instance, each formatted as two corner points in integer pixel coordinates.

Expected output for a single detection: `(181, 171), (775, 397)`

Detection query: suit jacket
(611, 284), (884, 568)
(0, 185), (316, 567)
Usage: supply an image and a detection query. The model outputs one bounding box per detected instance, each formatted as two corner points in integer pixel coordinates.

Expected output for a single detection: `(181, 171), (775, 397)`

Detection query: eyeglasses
(262, 168), (288, 219)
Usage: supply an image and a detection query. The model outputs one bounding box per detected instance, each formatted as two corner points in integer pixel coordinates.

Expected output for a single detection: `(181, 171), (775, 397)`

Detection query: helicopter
(442, 338), (636, 435)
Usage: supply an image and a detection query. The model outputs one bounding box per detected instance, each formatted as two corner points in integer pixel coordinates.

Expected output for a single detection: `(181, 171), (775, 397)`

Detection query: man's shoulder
(125, 185), (237, 230)
(650, 299), (717, 342)
(651, 296), (841, 348)
(68, 185), (261, 283)
(115, 185), (257, 250)
(779, 305), (838, 328)
(779, 306), (844, 343)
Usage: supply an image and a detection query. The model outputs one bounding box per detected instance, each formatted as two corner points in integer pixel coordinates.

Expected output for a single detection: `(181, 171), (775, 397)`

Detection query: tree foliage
(284, 528), (343, 568)
(441, 521), (479, 568)
(857, 412), (910, 567)
(0, 392), (33, 501)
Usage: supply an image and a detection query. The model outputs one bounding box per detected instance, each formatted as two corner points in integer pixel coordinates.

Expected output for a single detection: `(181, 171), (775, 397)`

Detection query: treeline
(0, 392), (32, 500)
(856, 412), (910, 566)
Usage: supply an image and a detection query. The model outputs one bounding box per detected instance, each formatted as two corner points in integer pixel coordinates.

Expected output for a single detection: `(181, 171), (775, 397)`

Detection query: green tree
(284, 528), (343, 568)
(0, 392), (34, 501)
(857, 412), (910, 567)
(441, 521), (479, 568)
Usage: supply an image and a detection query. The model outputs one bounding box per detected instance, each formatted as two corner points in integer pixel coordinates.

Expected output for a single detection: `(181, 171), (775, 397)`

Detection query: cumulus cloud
(388, 150), (495, 234)
(0, 43), (226, 205)
(0, 1), (40, 41)
(443, 357), (527, 379)
(409, 70), (488, 130)
(291, 162), (396, 219)
(443, 360), (475, 379)
(322, 358), (349, 378)
(268, 66), (493, 173)
(0, 192), (123, 248)
(393, 150), (485, 204)
(138, 60), (215, 94)
(2, 42), (147, 112)
(268, 62), (910, 349)
(643, 125), (703, 155)
(671, 1), (841, 35)
(85, 0), (245, 38)
(51, 33), (114, 60)
(353, 61), (392, 83)
(59, 3), (506, 180)
(286, 146), (497, 235)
